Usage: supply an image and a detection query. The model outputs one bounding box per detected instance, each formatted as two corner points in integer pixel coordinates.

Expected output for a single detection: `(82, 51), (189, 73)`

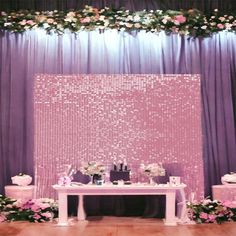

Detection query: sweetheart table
(53, 183), (186, 226)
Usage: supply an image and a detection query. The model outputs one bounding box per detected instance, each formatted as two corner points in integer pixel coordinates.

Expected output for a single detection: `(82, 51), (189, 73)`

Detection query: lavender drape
(1, 29), (236, 197)
(0, 0), (235, 12)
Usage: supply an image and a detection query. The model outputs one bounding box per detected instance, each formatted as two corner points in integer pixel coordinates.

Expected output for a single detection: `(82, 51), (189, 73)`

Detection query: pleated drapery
(1, 29), (236, 197)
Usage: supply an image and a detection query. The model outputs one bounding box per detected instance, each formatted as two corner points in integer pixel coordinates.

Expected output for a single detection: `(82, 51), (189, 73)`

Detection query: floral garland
(187, 199), (236, 224)
(0, 195), (58, 223)
(0, 5), (236, 37)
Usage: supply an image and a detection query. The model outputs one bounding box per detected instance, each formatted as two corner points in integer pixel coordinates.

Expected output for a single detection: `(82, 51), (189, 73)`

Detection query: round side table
(4, 185), (35, 200)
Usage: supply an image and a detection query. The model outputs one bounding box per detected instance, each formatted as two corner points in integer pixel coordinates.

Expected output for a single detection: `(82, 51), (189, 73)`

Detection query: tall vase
(149, 176), (155, 185)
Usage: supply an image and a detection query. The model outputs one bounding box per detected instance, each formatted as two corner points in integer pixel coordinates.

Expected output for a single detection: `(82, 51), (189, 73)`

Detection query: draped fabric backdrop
(1, 29), (236, 197)
(34, 74), (203, 199)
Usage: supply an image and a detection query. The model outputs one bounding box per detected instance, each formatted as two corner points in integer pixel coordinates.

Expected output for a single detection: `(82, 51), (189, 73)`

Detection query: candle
(119, 160), (123, 171)
(113, 162), (117, 171)
(124, 159), (128, 171)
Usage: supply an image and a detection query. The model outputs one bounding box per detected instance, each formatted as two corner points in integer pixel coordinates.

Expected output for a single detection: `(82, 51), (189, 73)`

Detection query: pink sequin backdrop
(34, 74), (204, 199)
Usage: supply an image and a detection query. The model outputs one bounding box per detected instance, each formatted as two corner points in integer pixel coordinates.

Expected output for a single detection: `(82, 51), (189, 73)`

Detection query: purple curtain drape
(1, 30), (236, 197)
(200, 33), (236, 195)
(0, 32), (35, 191)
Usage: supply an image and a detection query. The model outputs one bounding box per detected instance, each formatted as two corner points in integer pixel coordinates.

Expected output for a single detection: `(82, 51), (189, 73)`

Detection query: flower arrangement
(187, 199), (236, 224)
(0, 6), (235, 37)
(58, 175), (72, 186)
(57, 164), (76, 186)
(140, 163), (165, 177)
(80, 161), (105, 176)
(0, 195), (58, 223)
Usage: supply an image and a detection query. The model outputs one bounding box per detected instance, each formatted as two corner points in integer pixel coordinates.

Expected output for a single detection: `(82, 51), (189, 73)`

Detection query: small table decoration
(80, 161), (105, 184)
(11, 173), (32, 186)
(140, 163), (165, 184)
(57, 164), (76, 186)
(58, 176), (72, 186)
(221, 172), (236, 184)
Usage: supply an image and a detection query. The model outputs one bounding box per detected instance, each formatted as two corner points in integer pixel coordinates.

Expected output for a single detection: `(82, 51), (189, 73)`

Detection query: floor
(0, 216), (236, 236)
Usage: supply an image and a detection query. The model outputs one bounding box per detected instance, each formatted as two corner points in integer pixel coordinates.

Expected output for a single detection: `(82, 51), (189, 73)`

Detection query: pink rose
(174, 15), (186, 24)
(41, 212), (52, 218)
(94, 14), (100, 20)
(80, 17), (91, 23)
(217, 23), (224, 29)
(1, 11), (7, 16)
(0, 215), (6, 223)
(19, 20), (27, 26)
(26, 20), (35, 25)
(67, 11), (76, 17)
(207, 214), (216, 222)
(31, 204), (40, 212)
(93, 8), (99, 15)
(200, 212), (208, 219)
(33, 213), (41, 220)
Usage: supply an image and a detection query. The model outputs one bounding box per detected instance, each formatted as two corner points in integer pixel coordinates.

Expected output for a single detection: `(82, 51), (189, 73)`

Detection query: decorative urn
(221, 173), (236, 184)
(11, 174), (32, 186)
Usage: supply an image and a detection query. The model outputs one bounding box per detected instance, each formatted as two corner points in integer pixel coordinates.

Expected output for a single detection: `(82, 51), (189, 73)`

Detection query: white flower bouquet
(80, 161), (105, 176)
(140, 163), (165, 177)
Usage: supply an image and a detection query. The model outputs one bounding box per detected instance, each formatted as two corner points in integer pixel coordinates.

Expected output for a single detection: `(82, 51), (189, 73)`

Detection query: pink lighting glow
(34, 74), (204, 199)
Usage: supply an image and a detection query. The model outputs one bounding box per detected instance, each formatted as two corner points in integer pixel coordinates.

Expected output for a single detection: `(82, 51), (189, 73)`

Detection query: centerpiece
(11, 173), (32, 186)
(80, 161), (105, 184)
(140, 163), (165, 184)
(57, 164), (76, 186)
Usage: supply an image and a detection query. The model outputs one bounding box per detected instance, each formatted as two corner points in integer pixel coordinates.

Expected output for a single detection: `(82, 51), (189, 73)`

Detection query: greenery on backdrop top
(0, 5), (236, 37)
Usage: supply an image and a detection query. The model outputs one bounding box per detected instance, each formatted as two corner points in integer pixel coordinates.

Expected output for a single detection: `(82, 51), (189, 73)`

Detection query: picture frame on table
(169, 176), (181, 186)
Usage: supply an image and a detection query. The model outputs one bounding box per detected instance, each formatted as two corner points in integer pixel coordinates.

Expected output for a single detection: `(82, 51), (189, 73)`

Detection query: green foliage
(0, 195), (58, 223)
(0, 6), (235, 37)
(187, 199), (236, 224)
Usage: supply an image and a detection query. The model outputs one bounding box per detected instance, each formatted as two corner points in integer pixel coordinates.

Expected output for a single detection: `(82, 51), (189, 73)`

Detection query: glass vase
(92, 174), (102, 185)
(149, 176), (155, 185)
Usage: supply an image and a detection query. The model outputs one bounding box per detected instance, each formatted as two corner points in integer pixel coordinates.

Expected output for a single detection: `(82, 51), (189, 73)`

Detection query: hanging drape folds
(1, 30), (236, 196)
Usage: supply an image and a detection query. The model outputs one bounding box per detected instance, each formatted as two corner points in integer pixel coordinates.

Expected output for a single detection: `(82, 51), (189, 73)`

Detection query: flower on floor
(187, 198), (236, 224)
(140, 163), (165, 177)
(80, 161), (105, 176)
(0, 195), (58, 223)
